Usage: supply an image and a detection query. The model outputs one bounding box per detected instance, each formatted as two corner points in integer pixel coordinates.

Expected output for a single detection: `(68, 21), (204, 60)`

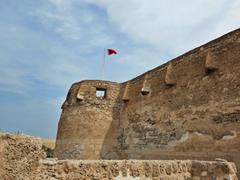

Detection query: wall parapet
(37, 159), (238, 179)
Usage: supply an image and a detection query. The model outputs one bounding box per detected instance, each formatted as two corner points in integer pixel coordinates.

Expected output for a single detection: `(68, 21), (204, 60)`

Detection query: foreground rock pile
(0, 133), (45, 179)
(0, 133), (238, 179)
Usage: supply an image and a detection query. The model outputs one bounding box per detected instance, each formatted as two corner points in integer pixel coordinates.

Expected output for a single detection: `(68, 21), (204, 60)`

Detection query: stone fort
(54, 29), (240, 176)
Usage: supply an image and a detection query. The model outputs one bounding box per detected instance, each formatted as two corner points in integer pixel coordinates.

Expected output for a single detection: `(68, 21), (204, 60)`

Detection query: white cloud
(35, 0), (240, 75)
(1, 0), (240, 94)
(116, 47), (162, 68)
(35, 0), (114, 46)
(0, 25), (88, 94)
(88, 0), (240, 57)
(1, 0), (240, 137)
(49, 0), (64, 6)
(0, 0), (117, 95)
(212, 1), (240, 37)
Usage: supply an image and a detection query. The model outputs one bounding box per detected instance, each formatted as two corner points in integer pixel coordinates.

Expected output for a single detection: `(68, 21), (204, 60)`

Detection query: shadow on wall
(99, 87), (123, 159)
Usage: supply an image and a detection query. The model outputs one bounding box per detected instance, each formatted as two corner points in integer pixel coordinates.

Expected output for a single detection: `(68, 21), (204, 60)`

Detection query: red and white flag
(107, 48), (117, 56)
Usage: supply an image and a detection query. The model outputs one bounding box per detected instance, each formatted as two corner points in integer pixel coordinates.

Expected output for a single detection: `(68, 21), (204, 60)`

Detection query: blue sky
(0, 0), (239, 138)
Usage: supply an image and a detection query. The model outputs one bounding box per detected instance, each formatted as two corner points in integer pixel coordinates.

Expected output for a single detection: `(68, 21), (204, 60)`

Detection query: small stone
(201, 171), (208, 176)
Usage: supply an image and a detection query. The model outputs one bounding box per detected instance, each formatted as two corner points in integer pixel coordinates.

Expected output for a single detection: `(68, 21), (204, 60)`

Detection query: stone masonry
(0, 133), (238, 180)
(54, 29), (240, 177)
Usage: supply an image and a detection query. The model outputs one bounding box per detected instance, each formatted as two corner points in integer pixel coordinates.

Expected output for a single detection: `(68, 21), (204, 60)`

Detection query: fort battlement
(54, 29), (240, 176)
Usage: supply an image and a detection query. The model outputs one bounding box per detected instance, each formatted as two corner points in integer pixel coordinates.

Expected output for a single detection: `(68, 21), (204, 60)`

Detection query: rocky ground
(0, 133), (238, 179)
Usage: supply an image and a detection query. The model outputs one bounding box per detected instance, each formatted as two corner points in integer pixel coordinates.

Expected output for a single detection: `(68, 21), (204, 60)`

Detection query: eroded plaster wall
(117, 29), (240, 159)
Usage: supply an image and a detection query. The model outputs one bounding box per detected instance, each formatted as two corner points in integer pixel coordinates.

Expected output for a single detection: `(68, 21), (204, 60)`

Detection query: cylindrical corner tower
(54, 80), (122, 159)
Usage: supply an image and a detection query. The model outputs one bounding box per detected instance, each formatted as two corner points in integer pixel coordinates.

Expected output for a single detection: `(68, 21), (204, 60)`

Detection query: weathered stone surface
(54, 80), (122, 160)
(54, 29), (240, 177)
(165, 63), (176, 85)
(28, 159), (238, 179)
(1, 133), (237, 179)
(0, 133), (45, 179)
(205, 51), (219, 71)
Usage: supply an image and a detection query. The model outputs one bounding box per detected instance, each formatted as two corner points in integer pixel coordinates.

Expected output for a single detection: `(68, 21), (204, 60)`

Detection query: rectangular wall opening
(96, 88), (107, 99)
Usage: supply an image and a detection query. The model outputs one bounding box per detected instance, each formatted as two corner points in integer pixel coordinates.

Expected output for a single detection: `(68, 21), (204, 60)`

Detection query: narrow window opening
(96, 88), (107, 99)
(166, 83), (175, 88)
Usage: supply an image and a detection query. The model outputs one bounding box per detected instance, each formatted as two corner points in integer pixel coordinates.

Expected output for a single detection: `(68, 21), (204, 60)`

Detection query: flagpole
(102, 48), (106, 80)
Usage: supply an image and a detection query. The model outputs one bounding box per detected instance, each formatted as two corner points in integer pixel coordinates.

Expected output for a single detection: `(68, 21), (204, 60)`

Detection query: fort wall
(54, 29), (240, 176)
